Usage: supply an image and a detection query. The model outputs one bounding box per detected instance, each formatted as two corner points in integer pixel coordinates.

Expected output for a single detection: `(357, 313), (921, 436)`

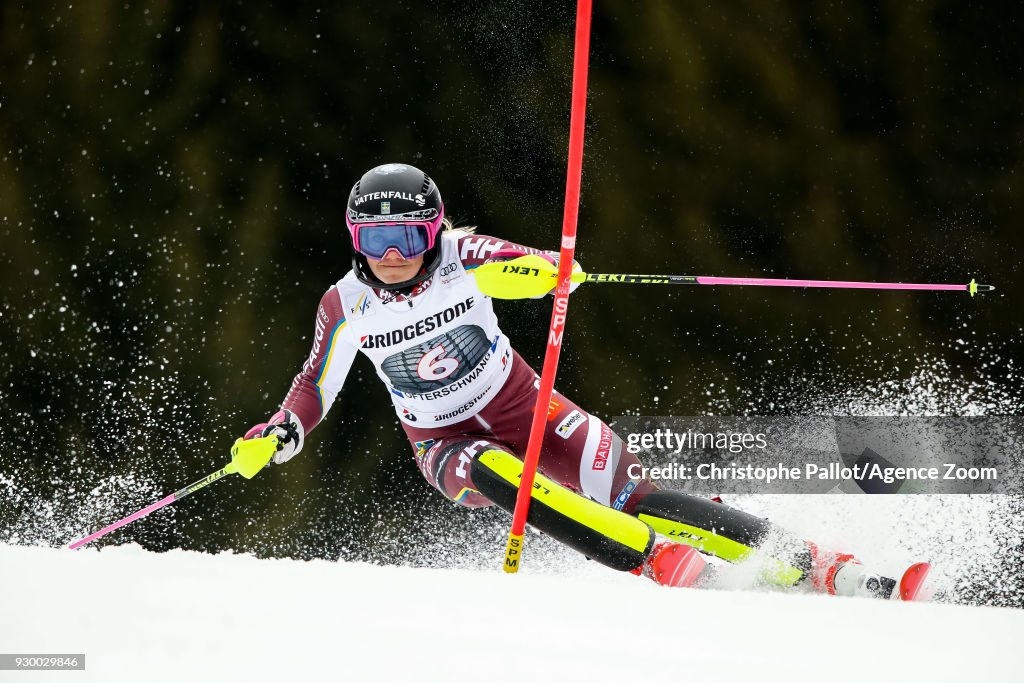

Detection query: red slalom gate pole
(503, 0), (592, 573)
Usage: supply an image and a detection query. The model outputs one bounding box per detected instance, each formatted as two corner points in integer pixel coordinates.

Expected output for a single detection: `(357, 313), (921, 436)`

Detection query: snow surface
(2, 543), (1022, 683)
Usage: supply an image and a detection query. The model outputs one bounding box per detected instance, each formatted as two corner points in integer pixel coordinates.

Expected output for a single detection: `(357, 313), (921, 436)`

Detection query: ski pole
(503, 0), (592, 574)
(471, 254), (995, 299)
(68, 435), (279, 550)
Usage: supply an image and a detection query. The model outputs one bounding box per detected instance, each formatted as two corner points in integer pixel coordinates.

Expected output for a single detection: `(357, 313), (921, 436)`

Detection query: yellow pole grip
(229, 435), (279, 479)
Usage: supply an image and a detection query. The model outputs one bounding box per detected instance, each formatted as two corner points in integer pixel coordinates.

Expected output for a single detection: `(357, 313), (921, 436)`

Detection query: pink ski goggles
(346, 216), (443, 260)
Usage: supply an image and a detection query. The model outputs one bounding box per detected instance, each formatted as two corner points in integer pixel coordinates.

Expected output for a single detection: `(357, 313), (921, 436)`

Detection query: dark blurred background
(1, 1), (1021, 597)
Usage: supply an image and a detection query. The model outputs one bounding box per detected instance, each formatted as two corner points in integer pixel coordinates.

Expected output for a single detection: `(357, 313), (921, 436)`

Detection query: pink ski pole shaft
(583, 274), (994, 296)
(68, 465), (234, 550)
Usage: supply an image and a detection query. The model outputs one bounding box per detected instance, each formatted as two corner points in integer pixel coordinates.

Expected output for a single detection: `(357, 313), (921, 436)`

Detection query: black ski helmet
(345, 163), (445, 291)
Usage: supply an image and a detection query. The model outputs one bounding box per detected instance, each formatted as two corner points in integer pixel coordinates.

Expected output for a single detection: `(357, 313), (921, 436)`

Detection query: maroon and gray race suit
(280, 231), (656, 513)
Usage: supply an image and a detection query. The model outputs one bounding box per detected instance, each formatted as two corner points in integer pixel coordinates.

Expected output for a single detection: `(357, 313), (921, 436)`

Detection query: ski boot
(634, 541), (709, 588)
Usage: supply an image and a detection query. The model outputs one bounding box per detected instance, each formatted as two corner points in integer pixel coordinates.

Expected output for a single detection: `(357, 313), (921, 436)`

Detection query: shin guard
(634, 490), (809, 586)
(471, 448), (655, 572)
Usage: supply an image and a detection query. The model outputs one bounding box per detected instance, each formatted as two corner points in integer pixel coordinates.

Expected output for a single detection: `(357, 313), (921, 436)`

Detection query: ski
(898, 562), (932, 602)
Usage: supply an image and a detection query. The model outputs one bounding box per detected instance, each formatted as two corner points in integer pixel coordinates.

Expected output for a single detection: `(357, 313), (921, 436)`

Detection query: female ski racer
(243, 162), (907, 597)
